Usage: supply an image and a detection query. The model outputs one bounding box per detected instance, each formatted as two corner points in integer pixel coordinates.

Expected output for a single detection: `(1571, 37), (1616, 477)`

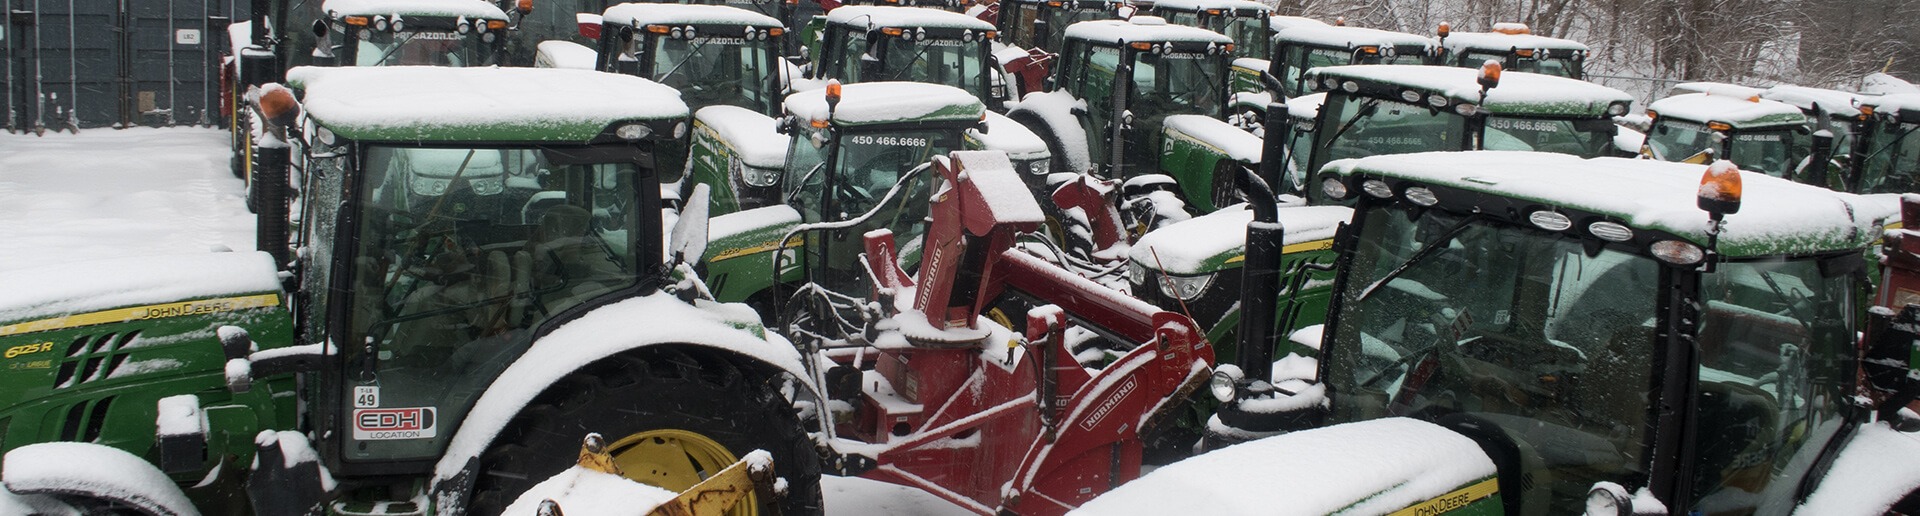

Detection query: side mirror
(310, 19), (328, 40)
(216, 325), (325, 393)
(669, 183), (712, 265)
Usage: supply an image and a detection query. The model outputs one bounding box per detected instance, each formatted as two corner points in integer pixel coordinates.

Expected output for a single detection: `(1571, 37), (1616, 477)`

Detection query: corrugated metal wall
(4, 0), (247, 132)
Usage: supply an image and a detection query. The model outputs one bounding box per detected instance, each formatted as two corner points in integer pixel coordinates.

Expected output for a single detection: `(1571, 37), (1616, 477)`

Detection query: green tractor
(1147, 0), (1271, 98)
(1641, 89), (1818, 179)
(805, 6), (1002, 107)
(1847, 93), (1920, 194)
(1113, 150), (1919, 515)
(993, 0), (1129, 53)
(0, 65), (825, 515)
(1433, 22), (1589, 79)
(549, 3), (789, 117)
(697, 81), (988, 312)
(1007, 16), (1257, 221)
(1231, 21), (1434, 130)
(1127, 63), (1633, 362)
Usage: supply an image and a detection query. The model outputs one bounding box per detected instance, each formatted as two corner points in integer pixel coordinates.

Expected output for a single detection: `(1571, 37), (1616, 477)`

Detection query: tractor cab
(808, 7), (1000, 108)
(1163, 151), (1906, 515)
(1643, 90), (1813, 179)
(1044, 18), (1234, 180)
(1434, 22), (1588, 79)
(1849, 93), (1920, 194)
(282, 66), (692, 474)
(698, 82), (987, 315)
(571, 4), (788, 117)
(1263, 23), (1434, 99)
(1149, 0), (1271, 69)
(310, 0), (511, 67)
(1296, 64), (1632, 201)
(995, 0), (1129, 52)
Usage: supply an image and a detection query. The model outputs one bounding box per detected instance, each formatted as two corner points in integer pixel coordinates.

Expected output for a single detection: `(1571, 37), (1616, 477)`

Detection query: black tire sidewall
(466, 347), (823, 516)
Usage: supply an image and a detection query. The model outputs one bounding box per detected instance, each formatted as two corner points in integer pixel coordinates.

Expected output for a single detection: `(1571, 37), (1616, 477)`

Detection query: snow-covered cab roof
(1268, 15), (1329, 32)
(1669, 81), (1765, 99)
(287, 66), (689, 143)
(1440, 30), (1588, 55)
(1862, 93), (1920, 124)
(1646, 92), (1808, 130)
(1323, 151), (1891, 257)
(785, 81), (985, 128)
(825, 6), (997, 31)
(1151, 0), (1271, 16)
(1272, 24), (1435, 53)
(322, 0), (508, 20)
(600, 3), (783, 29)
(1064, 17), (1233, 46)
(1762, 84), (1866, 118)
(1308, 64), (1631, 117)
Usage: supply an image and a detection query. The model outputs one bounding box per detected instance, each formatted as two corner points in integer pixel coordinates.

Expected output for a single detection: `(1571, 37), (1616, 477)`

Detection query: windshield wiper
(1320, 98), (1381, 151)
(658, 38), (714, 83)
(1356, 214), (1479, 302)
(883, 41), (937, 82)
(370, 31), (423, 66)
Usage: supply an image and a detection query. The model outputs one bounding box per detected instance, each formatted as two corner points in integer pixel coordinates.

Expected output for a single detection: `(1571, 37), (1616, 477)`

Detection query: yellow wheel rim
(607, 429), (756, 515)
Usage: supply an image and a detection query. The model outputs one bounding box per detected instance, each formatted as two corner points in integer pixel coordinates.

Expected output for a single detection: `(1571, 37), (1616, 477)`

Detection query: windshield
(1217, 16), (1268, 60)
(1309, 95), (1466, 183)
(1725, 129), (1809, 178)
(644, 33), (778, 113)
(1326, 206), (1661, 510)
(1483, 116), (1617, 158)
(353, 30), (496, 66)
(787, 128), (958, 294)
(1046, 8), (1113, 50)
(1688, 257), (1855, 514)
(1645, 119), (1716, 163)
(877, 38), (990, 99)
(1857, 120), (1920, 194)
(342, 145), (643, 462)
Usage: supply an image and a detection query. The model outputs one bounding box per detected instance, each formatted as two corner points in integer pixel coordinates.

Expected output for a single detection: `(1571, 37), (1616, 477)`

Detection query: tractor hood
(1073, 417), (1499, 515)
(1129, 204), (1350, 275)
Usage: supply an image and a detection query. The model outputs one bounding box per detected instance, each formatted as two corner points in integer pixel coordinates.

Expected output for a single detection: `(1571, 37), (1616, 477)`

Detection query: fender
(3, 442), (199, 516)
(1008, 90), (1094, 174)
(702, 205), (806, 304)
(427, 294), (817, 500)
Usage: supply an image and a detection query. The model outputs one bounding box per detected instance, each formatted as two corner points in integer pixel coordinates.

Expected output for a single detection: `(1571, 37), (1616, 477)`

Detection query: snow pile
(1796, 422), (1920, 514)
(1325, 151), (1888, 256)
(3, 442), (197, 515)
(1440, 30), (1588, 53)
(785, 82), (984, 126)
(321, 0), (507, 19)
(1162, 115), (1262, 162)
(535, 41), (599, 70)
(1646, 92), (1805, 128)
(695, 106), (788, 169)
(0, 251), (281, 326)
(501, 466), (680, 515)
(288, 66), (688, 141)
(0, 129), (257, 276)
(1129, 204), (1351, 275)
(1311, 65), (1631, 115)
(1073, 417), (1496, 515)
(1273, 24), (1435, 53)
(970, 112), (1051, 160)
(1064, 19), (1233, 45)
(1009, 90), (1092, 173)
(601, 3), (782, 27)
(825, 6), (996, 31)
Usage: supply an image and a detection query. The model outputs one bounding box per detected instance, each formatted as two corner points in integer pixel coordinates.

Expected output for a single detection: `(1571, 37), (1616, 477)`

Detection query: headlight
(1024, 159), (1049, 176)
(1128, 261), (1147, 285)
(738, 161), (781, 188)
(1210, 365), (1244, 402)
(1158, 272), (1213, 301)
(616, 123), (652, 140)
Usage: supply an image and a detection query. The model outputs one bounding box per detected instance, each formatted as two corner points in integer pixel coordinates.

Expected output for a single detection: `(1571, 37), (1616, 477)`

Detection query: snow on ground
(0, 127), (965, 515)
(0, 128), (256, 273)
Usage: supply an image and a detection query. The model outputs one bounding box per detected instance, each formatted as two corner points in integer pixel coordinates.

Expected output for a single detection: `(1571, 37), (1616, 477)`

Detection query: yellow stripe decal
(0, 293), (282, 337)
(709, 236), (804, 263)
(1386, 477), (1500, 516)
(1223, 238), (1335, 265)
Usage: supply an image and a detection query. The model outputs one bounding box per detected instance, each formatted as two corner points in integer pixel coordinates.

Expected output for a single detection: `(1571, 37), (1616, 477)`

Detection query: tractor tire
(466, 347), (824, 516)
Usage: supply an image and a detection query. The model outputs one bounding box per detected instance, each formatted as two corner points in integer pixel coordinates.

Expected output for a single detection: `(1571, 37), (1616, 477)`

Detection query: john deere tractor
(1131, 150), (1917, 515)
(1641, 89), (1816, 178)
(1433, 22), (1589, 79)
(1008, 16), (1256, 222)
(0, 65), (824, 515)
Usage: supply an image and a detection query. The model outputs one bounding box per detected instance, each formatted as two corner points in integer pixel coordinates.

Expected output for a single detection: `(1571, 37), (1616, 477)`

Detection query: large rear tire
(466, 347), (824, 515)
